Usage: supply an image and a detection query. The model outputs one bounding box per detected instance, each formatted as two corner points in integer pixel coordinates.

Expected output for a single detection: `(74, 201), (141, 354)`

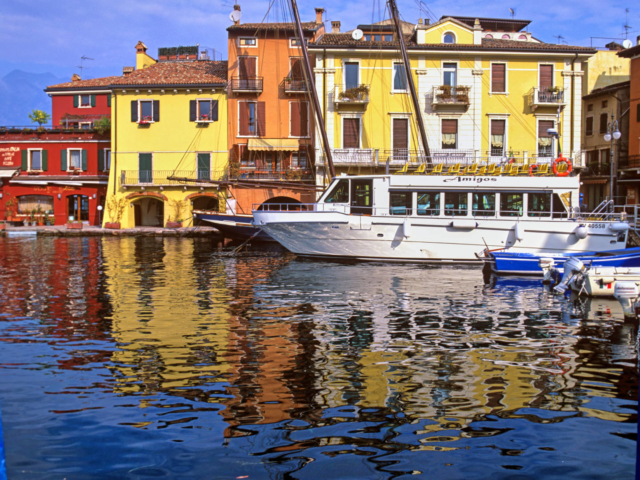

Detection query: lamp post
(603, 113), (622, 204)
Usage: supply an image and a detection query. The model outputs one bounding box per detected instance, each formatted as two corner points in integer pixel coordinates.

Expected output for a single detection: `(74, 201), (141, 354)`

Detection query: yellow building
(310, 16), (596, 181)
(104, 42), (228, 227)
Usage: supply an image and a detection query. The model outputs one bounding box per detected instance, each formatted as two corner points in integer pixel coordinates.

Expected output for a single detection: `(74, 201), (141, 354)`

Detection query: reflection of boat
(193, 210), (274, 241)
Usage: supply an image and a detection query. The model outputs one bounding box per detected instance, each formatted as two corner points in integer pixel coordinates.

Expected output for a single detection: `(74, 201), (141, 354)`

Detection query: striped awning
(247, 138), (299, 151)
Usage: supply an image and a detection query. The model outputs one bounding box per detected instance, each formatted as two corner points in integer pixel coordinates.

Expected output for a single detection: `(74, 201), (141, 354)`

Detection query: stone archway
(188, 193), (220, 226)
(131, 197), (164, 227)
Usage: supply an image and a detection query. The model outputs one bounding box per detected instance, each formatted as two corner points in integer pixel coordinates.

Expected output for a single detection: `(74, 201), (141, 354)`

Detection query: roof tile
(111, 60), (228, 86)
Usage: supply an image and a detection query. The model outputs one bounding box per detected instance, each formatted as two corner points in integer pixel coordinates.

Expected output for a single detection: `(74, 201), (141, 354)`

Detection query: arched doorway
(133, 197), (164, 227)
(257, 196), (302, 211)
(192, 196), (219, 226)
(67, 195), (90, 222)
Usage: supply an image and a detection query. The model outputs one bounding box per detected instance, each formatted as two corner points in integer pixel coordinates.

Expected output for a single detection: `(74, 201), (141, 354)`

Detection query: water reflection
(0, 237), (636, 479)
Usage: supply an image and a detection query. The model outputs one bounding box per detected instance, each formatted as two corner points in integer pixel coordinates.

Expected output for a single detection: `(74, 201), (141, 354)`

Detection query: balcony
(230, 76), (263, 94)
(431, 85), (471, 110)
(232, 169), (314, 182)
(529, 87), (566, 111)
(331, 149), (376, 166)
(620, 155), (640, 170)
(333, 84), (369, 108)
(120, 170), (226, 187)
(284, 77), (309, 94)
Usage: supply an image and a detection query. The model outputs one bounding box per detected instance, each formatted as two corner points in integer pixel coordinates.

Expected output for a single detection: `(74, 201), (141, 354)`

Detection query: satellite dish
(229, 9), (242, 23)
(623, 39), (632, 49)
(352, 29), (364, 41)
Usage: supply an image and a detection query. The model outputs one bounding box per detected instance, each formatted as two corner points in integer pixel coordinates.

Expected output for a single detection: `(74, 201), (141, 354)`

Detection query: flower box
(105, 222), (121, 230)
(0, 223), (6, 230)
(166, 221), (182, 229)
(66, 222), (83, 229)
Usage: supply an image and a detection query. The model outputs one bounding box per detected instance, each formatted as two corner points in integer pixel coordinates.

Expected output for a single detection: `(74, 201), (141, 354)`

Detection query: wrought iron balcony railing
(232, 169), (314, 181)
(334, 84), (370, 106)
(284, 77), (309, 93)
(331, 149), (376, 165)
(431, 85), (471, 107)
(230, 76), (263, 93)
(120, 170), (226, 187)
(530, 87), (566, 111)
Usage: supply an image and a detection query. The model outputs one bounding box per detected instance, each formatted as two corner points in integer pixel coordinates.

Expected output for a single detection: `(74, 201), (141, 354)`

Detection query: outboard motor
(613, 282), (640, 320)
(553, 257), (586, 294)
(538, 258), (555, 285)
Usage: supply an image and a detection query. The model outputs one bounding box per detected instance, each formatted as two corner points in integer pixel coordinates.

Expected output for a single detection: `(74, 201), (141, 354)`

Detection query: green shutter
(107, 94), (111, 107)
(139, 153), (152, 183)
(61, 149), (67, 171)
(73, 95), (79, 108)
(91, 95), (96, 107)
(98, 149), (104, 171)
(81, 149), (88, 171)
(42, 150), (48, 171)
(21, 150), (28, 170)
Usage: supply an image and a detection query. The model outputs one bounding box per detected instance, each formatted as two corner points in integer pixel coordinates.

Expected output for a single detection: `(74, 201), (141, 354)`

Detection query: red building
(0, 75), (113, 226)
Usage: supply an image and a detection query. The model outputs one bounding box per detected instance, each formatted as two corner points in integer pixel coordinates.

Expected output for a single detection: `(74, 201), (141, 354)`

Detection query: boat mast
(388, 0), (431, 163)
(289, 0), (336, 178)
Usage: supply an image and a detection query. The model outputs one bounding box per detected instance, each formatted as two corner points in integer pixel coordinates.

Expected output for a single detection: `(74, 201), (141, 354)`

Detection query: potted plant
(5, 198), (15, 222)
(29, 209), (37, 226)
(66, 219), (83, 229)
(166, 199), (187, 228)
(338, 85), (369, 102)
(36, 206), (44, 226)
(0, 220), (6, 231)
(44, 211), (52, 226)
(105, 196), (126, 229)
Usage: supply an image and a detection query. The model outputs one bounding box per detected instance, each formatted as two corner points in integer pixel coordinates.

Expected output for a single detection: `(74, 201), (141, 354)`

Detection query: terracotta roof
(618, 44), (640, 58)
(583, 81), (630, 99)
(46, 76), (121, 91)
(313, 33), (414, 47)
(227, 22), (322, 32)
(110, 60), (228, 86)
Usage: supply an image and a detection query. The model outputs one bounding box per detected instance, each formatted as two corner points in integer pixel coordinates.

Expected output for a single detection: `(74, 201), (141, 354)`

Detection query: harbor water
(0, 236), (637, 479)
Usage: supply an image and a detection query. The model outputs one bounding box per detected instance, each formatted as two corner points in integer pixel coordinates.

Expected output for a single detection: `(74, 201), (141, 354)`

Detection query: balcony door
(344, 62), (359, 90)
(139, 153), (152, 184)
(197, 153), (210, 180)
(351, 179), (373, 215)
(67, 195), (89, 222)
(443, 63), (457, 87)
(343, 118), (360, 149)
(393, 118), (409, 162)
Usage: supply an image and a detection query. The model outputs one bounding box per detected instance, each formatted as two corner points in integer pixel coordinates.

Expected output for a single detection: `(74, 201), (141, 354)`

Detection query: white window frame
(390, 114), (412, 154)
(538, 62), (555, 88)
(341, 115), (363, 149)
(290, 151), (308, 170)
(238, 37), (258, 48)
(489, 61), (508, 96)
(27, 148), (43, 172)
(442, 31), (457, 44)
(137, 100), (155, 124)
(237, 101), (258, 138)
(79, 122), (92, 129)
(289, 101), (310, 138)
(196, 98), (215, 123)
(79, 94), (92, 108)
(536, 118), (556, 158)
(289, 37), (307, 48)
(342, 60), (361, 88)
(391, 62), (408, 93)
(67, 148), (83, 172)
(488, 116), (509, 158)
(104, 148), (111, 171)
(442, 60), (459, 87)
(440, 118), (458, 150)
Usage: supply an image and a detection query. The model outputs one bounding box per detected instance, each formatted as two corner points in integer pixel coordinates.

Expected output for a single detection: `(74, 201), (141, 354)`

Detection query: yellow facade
(583, 50), (630, 95)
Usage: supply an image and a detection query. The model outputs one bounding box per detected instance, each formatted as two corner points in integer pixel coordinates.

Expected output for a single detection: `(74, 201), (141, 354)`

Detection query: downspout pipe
(570, 53), (577, 154)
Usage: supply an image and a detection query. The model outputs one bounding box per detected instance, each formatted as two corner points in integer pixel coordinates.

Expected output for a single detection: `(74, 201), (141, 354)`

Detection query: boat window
(445, 192), (468, 216)
(528, 193), (551, 217)
(390, 192), (412, 215)
(417, 192), (440, 216)
(500, 193), (523, 217)
(473, 192), (495, 217)
(552, 193), (569, 219)
(324, 179), (349, 203)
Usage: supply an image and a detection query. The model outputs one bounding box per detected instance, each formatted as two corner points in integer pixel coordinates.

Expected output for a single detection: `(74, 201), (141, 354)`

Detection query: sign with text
(0, 147), (20, 166)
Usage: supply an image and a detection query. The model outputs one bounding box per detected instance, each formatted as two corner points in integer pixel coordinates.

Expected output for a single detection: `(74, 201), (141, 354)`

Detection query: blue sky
(1, 0), (637, 80)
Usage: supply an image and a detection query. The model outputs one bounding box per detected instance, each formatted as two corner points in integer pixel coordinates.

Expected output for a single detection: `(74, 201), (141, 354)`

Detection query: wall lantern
(0, 193), (3, 199)
(57, 194), (62, 200)
(92, 193), (96, 199)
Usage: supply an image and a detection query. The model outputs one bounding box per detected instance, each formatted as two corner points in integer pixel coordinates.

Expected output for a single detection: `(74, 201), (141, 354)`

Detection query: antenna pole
(289, 0), (335, 177)
(388, 0), (431, 162)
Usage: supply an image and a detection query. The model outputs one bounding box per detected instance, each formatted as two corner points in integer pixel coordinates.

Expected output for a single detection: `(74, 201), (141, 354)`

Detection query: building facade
(618, 40), (640, 205)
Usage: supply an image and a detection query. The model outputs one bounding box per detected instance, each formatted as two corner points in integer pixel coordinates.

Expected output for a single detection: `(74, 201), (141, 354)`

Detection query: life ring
(553, 156), (572, 177)
(528, 164), (538, 176)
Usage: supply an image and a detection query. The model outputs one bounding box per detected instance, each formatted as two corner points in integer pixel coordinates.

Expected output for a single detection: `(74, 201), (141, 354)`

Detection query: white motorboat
(252, 173), (630, 264)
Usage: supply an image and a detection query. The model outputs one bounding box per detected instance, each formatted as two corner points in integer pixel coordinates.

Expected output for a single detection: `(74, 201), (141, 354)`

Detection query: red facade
(51, 93), (112, 127)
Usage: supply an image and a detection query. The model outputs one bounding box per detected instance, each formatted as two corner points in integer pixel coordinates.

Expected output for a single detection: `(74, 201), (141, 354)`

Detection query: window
(18, 195), (53, 214)
(374, 34), (382, 41)
(553, 193), (569, 219)
(485, 34), (493, 39)
(502, 34), (511, 39)
(195, 99), (217, 122)
(538, 120), (554, 157)
(393, 118), (409, 158)
(417, 192), (440, 216)
(343, 118), (360, 148)
(518, 34), (527, 40)
(80, 95), (91, 107)
(69, 149), (82, 170)
(79, 122), (92, 129)
(390, 192), (412, 215)
(443, 62), (457, 87)
(539, 65), (553, 90)
(393, 63), (407, 91)
(131, 100), (158, 123)
(491, 63), (506, 93)
(500, 193), (523, 217)
(138, 153), (153, 183)
(344, 62), (359, 89)
(291, 151), (307, 169)
(528, 193), (551, 218)
(197, 153), (211, 180)
(247, 103), (256, 135)
(585, 117), (594, 136)
(445, 192), (468, 216)
(587, 104), (593, 112)
(602, 100), (608, 108)
(443, 32), (456, 44)
(239, 101), (264, 136)
(491, 119), (506, 156)
(325, 179), (349, 203)
(140, 101), (152, 123)
(473, 193), (496, 216)
(239, 37), (257, 47)
(105, 149), (111, 170)
(289, 38), (307, 47)
(238, 56), (257, 79)
(384, 35), (393, 41)
(441, 119), (457, 149)
(364, 34), (371, 41)
(599, 113), (608, 134)
(30, 150), (42, 170)
(290, 101), (309, 137)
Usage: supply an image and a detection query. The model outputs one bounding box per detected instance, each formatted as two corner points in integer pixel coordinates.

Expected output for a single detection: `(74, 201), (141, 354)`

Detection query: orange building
(225, 7), (326, 213)
(618, 40), (640, 202)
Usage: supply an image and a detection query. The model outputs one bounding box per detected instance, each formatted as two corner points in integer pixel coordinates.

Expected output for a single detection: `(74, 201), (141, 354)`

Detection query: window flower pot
(66, 222), (83, 229)
(166, 221), (182, 229)
(105, 222), (121, 230)
(0, 223), (6, 230)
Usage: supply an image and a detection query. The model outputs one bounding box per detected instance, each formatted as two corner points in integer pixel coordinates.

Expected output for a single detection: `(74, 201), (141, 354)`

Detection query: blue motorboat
(490, 247), (640, 275)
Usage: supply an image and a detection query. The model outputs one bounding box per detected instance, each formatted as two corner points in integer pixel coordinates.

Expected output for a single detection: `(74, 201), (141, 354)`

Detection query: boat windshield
(324, 179), (350, 203)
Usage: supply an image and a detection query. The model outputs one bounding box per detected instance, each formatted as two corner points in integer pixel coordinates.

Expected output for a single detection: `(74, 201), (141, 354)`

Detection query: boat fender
(574, 225), (588, 239)
(614, 282), (640, 320)
(609, 222), (630, 232)
(514, 223), (525, 242)
(403, 219), (411, 238)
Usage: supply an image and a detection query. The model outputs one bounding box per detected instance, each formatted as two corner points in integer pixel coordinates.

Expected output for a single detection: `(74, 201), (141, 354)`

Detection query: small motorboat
(548, 260), (640, 297)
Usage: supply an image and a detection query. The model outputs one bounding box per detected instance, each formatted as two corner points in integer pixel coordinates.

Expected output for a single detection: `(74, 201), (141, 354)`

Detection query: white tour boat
(252, 172), (630, 264)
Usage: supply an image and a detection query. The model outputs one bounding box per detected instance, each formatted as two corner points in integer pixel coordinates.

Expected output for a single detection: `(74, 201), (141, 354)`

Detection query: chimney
(135, 40), (156, 70)
(315, 8), (324, 24)
(424, 18), (430, 25)
(123, 66), (135, 76)
(332, 21), (340, 33)
(135, 41), (147, 54)
(233, 4), (241, 25)
(71, 73), (81, 82)
(418, 18), (423, 25)
(637, 35), (640, 46)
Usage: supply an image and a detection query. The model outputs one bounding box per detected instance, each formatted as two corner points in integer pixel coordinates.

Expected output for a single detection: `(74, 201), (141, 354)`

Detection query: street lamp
(603, 113), (622, 203)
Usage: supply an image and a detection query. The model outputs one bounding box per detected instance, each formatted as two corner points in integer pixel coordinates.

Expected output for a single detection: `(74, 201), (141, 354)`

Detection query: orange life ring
(552, 156), (572, 177)
(528, 164), (538, 176)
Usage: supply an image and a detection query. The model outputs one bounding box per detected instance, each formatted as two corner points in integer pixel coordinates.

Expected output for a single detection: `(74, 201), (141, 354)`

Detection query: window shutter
(343, 118), (359, 148)
(61, 149), (67, 171)
(257, 102), (266, 136)
(491, 119), (505, 135)
(239, 102), (249, 136)
(239, 57), (257, 78)
(442, 119), (458, 134)
(637, 104), (640, 122)
(189, 100), (197, 122)
(197, 153), (210, 172)
(212, 100), (218, 121)
(90, 95), (96, 107)
(153, 100), (160, 122)
(290, 58), (303, 79)
(538, 120), (554, 137)
(81, 149), (88, 171)
(131, 101), (138, 122)
(599, 113), (608, 134)
(73, 95), (79, 108)
(300, 102), (308, 137)
(586, 117), (593, 135)
(291, 102), (301, 137)
(98, 149), (104, 171)
(21, 150), (28, 170)
(107, 94), (111, 107)
(491, 64), (506, 92)
(539, 65), (553, 89)
(42, 150), (48, 171)
(393, 118), (408, 150)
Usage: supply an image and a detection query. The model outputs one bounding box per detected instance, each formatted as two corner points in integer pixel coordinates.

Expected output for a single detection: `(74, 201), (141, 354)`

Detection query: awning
(247, 138), (299, 151)
(581, 179), (608, 185)
(0, 169), (18, 178)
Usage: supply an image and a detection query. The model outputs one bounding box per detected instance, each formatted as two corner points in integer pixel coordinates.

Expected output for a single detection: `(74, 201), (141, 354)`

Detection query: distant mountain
(0, 70), (67, 127)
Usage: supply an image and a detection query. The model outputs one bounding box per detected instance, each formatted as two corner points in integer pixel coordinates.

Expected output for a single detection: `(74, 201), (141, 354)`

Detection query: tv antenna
(623, 8), (632, 39)
(509, 8), (515, 18)
(77, 55), (93, 79)
(553, 35), (565, 45)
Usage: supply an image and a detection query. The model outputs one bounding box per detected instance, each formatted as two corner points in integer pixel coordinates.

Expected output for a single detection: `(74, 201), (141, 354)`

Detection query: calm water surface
(0, 236), (637, 479)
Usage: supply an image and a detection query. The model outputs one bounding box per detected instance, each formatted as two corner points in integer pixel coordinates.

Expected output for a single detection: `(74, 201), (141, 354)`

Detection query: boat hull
(194, 212), (274, 242)
(571, 267), (640, 297)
